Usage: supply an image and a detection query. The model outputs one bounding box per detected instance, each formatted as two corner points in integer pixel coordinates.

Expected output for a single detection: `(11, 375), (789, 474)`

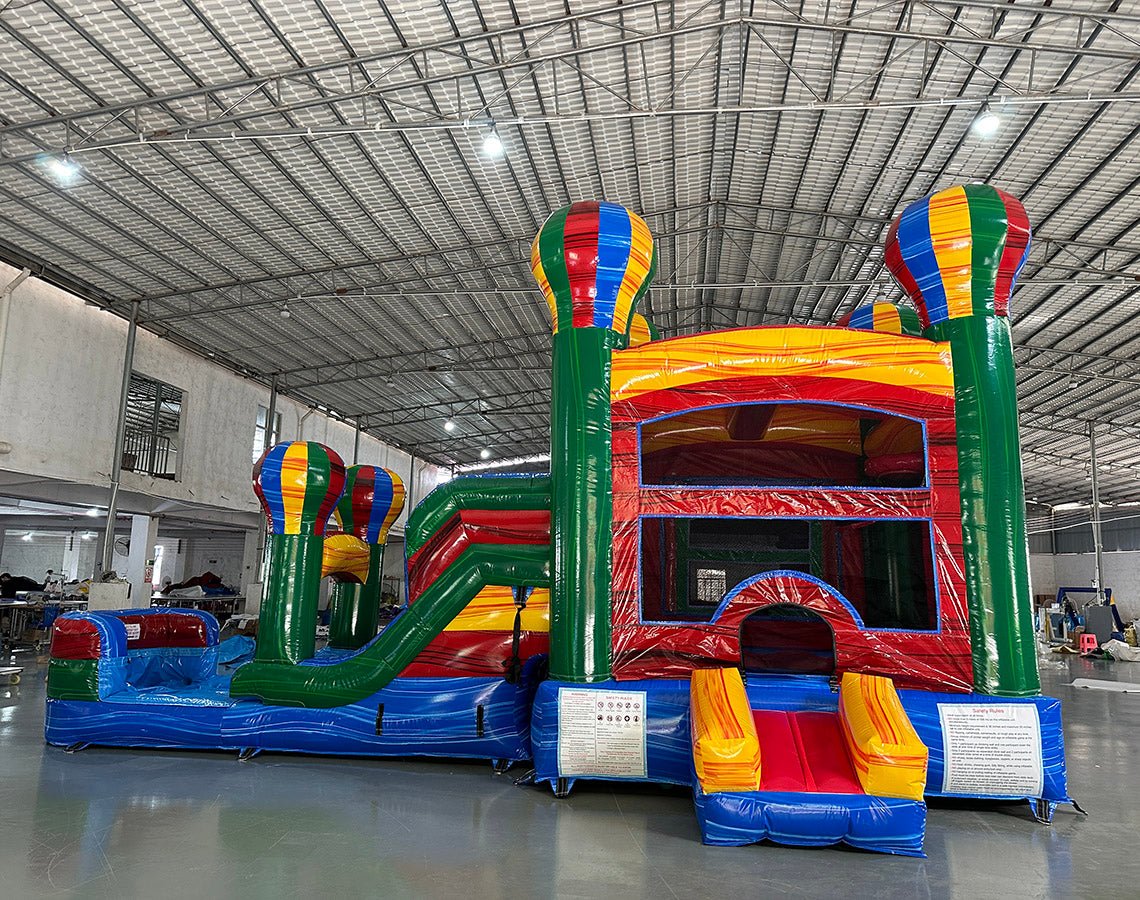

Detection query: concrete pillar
(126, 515), (160, 604)
(240, 528), (262, 615)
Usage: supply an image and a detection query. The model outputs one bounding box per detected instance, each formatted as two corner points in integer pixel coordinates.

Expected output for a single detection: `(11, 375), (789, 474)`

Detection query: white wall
(1051, 551), (1140, 622)
(1029, 553), (1058, 600)
(1, 532), (65, 579)
(0, 262), (447, 531)
(183, 533), (246, 587)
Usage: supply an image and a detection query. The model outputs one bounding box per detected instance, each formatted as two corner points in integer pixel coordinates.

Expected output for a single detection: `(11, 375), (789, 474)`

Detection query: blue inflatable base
(531, 678), (693, 792)
(694, 786), (927, 857)
(45, 664), (542, 763)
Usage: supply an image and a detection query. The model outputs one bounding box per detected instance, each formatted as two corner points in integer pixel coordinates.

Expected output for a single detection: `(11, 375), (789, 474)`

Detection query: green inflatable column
(252, 441), (346, 664)
(531, 201), (655, 682)
(885, 183), (1039, 696)
(327, 466), (406, 650)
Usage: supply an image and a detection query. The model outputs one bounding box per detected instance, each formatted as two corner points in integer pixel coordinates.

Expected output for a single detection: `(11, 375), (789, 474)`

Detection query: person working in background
(0, 572), (43, 599)
(44, 570), (64, 595)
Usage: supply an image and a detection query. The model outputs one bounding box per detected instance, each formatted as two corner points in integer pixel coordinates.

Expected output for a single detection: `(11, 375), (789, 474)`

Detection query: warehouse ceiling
(1, 0), (1139, 504)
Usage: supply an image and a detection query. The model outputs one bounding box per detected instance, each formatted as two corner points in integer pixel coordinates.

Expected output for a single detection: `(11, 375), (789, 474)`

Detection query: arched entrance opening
(739, 604), (836, 675)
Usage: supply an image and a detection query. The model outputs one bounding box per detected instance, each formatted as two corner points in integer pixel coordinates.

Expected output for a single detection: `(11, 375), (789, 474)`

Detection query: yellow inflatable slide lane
(690, 668), (762, 793)
(839, 673), (929, 801)
(443, 586), (550, 632)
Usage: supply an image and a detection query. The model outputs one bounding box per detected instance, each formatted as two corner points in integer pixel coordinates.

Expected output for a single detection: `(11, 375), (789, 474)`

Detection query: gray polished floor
(2, 652), (1137, 899)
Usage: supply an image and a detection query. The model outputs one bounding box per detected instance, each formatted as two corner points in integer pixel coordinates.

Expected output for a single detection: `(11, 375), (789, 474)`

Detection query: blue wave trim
(46, 664), (543, 762)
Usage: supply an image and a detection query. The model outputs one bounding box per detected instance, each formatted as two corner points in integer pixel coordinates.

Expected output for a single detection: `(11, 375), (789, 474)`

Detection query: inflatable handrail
(404, 474), (551, 559)
(690, 668), (762, 793)
(838, 673), (928, 801)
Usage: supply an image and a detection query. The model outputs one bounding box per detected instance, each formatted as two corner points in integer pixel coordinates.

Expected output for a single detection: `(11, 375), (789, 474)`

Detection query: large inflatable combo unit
(45, 185), (1075, 857)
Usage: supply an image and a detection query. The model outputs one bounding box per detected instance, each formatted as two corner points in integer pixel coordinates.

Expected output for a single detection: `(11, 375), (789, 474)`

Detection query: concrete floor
(2, 653), (1138, 899)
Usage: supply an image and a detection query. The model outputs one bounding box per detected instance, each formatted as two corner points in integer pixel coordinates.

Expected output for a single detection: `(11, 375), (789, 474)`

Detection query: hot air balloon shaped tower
(531, 201), (654, 683)
(885, 185), (1037, 697)
(252, 441), (346, 664)
(325, 466), (406, 650)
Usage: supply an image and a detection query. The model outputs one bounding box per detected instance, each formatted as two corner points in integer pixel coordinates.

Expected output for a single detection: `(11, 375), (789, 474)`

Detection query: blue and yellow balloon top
(885, 183), (1031, 328)
(838, 302), (924, 337)
(253, 441), (346, 536)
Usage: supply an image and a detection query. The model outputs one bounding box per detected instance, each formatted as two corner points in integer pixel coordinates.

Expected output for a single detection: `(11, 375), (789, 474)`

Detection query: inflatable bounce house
(45, 184), (1075, 857)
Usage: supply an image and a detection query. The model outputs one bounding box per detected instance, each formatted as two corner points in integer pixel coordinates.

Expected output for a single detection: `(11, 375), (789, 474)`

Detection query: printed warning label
(938, 703), (1043, 797)
(557, 688), (647, 778)
(124, 622), (141, 640)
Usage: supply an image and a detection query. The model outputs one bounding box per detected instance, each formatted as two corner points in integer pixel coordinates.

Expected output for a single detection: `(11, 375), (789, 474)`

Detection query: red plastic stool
(1079, 633), (1099, 654)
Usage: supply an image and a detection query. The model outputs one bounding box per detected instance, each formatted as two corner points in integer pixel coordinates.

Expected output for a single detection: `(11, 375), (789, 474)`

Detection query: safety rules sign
(558, 688), (648, 778)
(938, 703), (1044, 797)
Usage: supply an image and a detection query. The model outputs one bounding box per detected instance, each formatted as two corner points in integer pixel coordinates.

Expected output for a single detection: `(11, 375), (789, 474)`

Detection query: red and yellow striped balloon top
(531, 201), (654, 335)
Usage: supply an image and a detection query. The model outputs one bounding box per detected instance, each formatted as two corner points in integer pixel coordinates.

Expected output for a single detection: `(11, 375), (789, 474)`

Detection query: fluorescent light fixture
(973, 105), (1000, 137)
(482, 130), (503, 157)
(444, 420), (457, 433)
(480, 448), (492, 460)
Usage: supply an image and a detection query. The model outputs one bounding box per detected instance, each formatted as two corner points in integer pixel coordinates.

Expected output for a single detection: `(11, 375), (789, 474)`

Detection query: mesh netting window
(640, 402), (925, 488)
(640, 516), (936, 630)
(640, 517), (817, 622)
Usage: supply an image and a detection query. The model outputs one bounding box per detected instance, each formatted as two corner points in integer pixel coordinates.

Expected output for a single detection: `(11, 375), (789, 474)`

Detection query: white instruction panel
(124, 622), (141, 640)
(938, 703), (1043, 797)
(558, 688), (647, 778)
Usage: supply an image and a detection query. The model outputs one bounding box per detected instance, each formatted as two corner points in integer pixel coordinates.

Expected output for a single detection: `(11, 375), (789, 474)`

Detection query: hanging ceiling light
(444, 420), (457, 433)
(972, 103), (1001, 137)
(47, 153), (81, 181)
(85, 507), (101, 517)
(482, 127), (503, 158)
(480, 448), (492, 460)
(21, 532), (33, 542)
(280, 301), (291, 319)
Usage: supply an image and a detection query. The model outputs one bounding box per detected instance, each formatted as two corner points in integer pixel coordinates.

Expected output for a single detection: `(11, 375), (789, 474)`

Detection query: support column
(254, 374), (279, 584)
(0, 268), (30, 392)
(126, 514), (160, 604)
(102, 299), (140, 575)
(239, 529), (262, 614)
(1089, 424), (1105, 603)
(548, 326), (620, 681)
